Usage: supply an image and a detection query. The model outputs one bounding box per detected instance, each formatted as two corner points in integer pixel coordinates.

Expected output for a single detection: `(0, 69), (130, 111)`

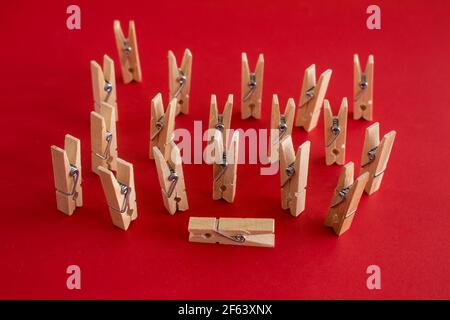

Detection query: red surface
(1, 0), (450, 299)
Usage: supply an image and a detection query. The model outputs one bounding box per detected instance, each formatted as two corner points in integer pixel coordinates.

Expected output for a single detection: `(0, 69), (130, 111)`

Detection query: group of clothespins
(50, 20), (396, 249)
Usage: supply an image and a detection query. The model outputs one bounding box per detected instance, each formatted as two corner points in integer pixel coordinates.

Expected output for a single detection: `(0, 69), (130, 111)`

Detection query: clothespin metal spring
(166, 169), (179, 198)
(214, 153), (228, 183)
(172, 69), (187, 99)
(110, 182), (132, 215)
(103, 81), (113, 102)
(325, 117), (341, 148)
(213, 219), (246, 243)
(298, 86), (315, 108)
(243, 73), (257, 102)
(58, 165), (80, 199)
(281, 163), (295, 188)
(329, 186), (351, 208)
(150, 117), (164, 141)
(95, 132), (113, 160)
(354, 74), (368, 101)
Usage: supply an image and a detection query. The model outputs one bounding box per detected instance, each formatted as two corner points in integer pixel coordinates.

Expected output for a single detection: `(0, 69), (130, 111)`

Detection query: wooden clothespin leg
(153, 142), (188, 215)
(98, 158), (137, 230)
(188, 217), (275, 248)
(90, 54), (118, 120)
(280, 137), (311, 217)
(51, 134), (82, 215)
(324, 162), (369, 236)
(269, 95), (295, 162)
(208, 94), (233, 158)
(168, 49), (192, 115)
(360, 122), (396, 194)
(213, 131), (239, 203)
(295, 64), (332, 132)
(149, 94), (176, 159)
(353, 54), (374, 120)
(241, 53), (264, 119)
(113, 20), (142, 84)
(91, 102), (118, 175)
(324, 98), (348, 165)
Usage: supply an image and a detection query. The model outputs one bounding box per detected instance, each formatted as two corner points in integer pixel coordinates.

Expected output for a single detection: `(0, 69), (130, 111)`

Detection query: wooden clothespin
(188, 217), (275, 248)
(98, 158), (137, 231)
(360, 122), (396, 195)
(153, 142), (188, 215)
(323, 98), (348, 165)
(280, 137), (310, 217)
(269, 95), (295, 162)
(208, 94), (233, 153)
(212, 131), (239, 203)
(50, 134), (82, 215)
(168, 49), (192, 115)
(113, 20), (142, 84)
(91, 102), (118, 175)
(353, 54), (374, 120)
(149, 94), (176, 159)
(295, 64), (332, 131)
(90, 54), (118, 120)
(241, 53), (264, 119)
(324, 162), (369, 236)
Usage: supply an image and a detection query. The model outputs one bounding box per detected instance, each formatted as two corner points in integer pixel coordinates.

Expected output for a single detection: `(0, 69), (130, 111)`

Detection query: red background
(1, 0), (450, 299)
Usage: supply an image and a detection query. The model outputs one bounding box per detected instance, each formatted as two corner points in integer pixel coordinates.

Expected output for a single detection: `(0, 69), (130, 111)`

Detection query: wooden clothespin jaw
(360, 122), (396, 195)
(50, 134), (82, 215)
(168, 49), (192, 115)
(149, 94), (176, 159)
(324, 98), (348, 165)
(90, 54), (118, 120)
(91, 102), (118, 175)
(153, 142), (188, 215)
(98, 158), (137, 231)
(212, 131), (239, 203)
(324, 162), (369, 236)
(113, 20), (142, 84)
(280, 137), (311, 217)
(241, 53), (264, 119)
(353, 54), (374, 120)
(188, 217), (275, 248)
(208, 94), (233, 153)
(269, 95), (295, 162)
(295, 64), (332, 132)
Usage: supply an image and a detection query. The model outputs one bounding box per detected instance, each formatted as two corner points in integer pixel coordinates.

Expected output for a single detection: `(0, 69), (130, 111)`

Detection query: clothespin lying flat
(360, 122), (396, 195)
(324, 162), (369, 236)
(91, 102), (118, 175)
(50, 134), (82, 215)
(188, 217), (275, 248)
(208, 94), (233, 155)
(153, 142), (188, 215)
(98, 158), (137, 230)
(280, 137), (311, 217)
(113, 20), (142, 84)
(353, 54), (374, 120)
(241, 53), (264, 119)
(90, 54), (118, 120)
(168, 49), (192, 115)
(149, 94), (176, 159)
(323, 98), (348, 166)
(269, 95), (295, 162)
(213, 131), (239, 203)
(295, 64), (332, 132)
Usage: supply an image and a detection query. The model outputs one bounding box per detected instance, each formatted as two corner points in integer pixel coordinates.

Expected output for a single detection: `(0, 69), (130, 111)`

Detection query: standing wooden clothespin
(90, 54), (118, 120)
(324, 162), (369, 236)
(208, 94), (233, 153)
(168, 49), (192, 115)
(280, 137), (310, 217)
(188, 217), (275, 248)
(323, 98), (348, 166)
(113, 20), (142, 84)
(50, 134), (82, 215)
(269, 95), (295, 162)
(360, 122), (396, 194)
(353, 54), (374, 120)
(91, 102), (118, 175)
(241, 53), (264, 119)
(153, 142), (188, 215)
(149, 94), (176, 159)
(98, 158), (137, 231)
(295, 64), (332, 131)
(212, 131), (239, 203)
